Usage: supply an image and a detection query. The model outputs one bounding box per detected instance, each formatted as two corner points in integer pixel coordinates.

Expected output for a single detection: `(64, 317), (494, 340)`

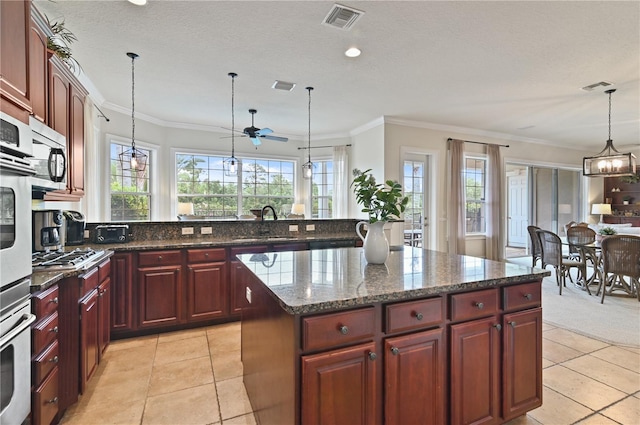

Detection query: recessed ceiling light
(345, 47), (361, 58)
(128, 0), (147, 5)
(272, 80), (296, 91)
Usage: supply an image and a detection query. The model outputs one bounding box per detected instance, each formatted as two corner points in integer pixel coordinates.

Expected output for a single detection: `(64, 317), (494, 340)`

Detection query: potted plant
(44, 15), (80, 73)
(351, 168), (409, 264)
(622, 195), (632, 205)
(597, 226), (617, 242)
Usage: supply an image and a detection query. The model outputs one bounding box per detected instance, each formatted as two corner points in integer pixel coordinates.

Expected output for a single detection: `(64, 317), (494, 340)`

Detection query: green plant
(619, 174), (640, 184)
(44, 15), (80, 72)
(598, 226), (617, 236)
(351, 168), (409, 223)
(622, 195), (633, 202)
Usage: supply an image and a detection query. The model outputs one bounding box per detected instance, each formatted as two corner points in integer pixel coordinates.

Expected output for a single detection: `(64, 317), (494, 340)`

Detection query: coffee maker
(63, 210), (85, 246)
(33, 209), (63, 252)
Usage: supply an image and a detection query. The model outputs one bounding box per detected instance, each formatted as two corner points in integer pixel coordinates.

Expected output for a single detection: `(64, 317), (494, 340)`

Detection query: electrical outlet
(306, 224), (315, 231)
(201, 227), (213, 235)
(181, 227), (194, 235)
(289, 224), (299, 232)
(84, 230), (90, 238)
(246, 287), (252, 304)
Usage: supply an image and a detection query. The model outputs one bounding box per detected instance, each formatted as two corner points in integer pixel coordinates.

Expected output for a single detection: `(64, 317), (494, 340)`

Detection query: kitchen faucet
(261, 205), (278, 221)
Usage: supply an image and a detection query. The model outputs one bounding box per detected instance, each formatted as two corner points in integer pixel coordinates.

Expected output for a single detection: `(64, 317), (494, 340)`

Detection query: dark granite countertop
(237, 247), (551, 315)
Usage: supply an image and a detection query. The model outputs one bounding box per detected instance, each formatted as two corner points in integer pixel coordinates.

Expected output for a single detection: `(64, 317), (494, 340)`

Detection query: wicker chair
(536, 229), (582, 295)
(527, 225), (543, 268)
(566, 226), (597, 294)
(599, 235), (640, 304)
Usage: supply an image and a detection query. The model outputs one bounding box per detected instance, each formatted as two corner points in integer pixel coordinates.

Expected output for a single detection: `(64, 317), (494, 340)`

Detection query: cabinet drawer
(385, 297), (443, 333)
(33, 311), (58, 355)
(33, 340), (59, 384)
(98, 259), (111, 282)
(449, 289), (499, 322)
(302, 307), (375, 352)
(503, 281), (541, 311)
(186, 248), (226, 263)
(138, 250), (182, 267)
(81, 267), (99, 298)
(32, 285), (59, 320)
(32, 366), (59, 425)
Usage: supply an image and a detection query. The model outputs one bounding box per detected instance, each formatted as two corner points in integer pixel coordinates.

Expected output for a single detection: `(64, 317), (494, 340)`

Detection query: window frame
(463, 155), (487, 236)
(311, 157), (333, 219)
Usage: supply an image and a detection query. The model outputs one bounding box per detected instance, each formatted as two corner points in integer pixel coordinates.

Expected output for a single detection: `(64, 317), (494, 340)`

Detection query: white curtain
(332, 145), (349, 218)
(448, 139), (466, 255)
(485, 144), (503, 260)
(83, 98), (98, 220)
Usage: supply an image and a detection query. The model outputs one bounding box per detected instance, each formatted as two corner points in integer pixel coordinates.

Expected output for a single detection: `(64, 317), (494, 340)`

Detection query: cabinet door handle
(508, 321), (517, 328)
(50, 326), (59, 334)
(475, 302), (484, 309)
(48, 297), (59, 304)
(339, 325), (349, 335)
(493, 324), (502, 331)
(368, 351), (377, 361)
(157, 255), (163, 261)
(390, 347), (399, 355)
(414, 312), (423, 321)
(524, 293), (532, 300)
(46, 397), (58, 404)
(205, 253), (209, 258)
(49, 355), (59, 363)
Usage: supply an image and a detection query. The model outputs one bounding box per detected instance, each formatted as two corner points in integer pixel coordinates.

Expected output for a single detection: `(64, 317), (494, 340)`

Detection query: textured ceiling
(34, 1), (640, 149)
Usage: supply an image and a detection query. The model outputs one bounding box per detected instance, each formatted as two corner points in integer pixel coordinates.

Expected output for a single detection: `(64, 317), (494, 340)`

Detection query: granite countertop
(237, 247), (551, 315)
(31, 250), (114, 292)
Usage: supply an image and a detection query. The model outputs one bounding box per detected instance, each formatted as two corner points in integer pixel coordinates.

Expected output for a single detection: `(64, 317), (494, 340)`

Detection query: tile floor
(60, 321), (640, 425)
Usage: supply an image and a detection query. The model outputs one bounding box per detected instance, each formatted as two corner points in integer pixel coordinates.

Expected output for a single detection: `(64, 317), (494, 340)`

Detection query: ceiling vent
(322, 4), (364, 30)
(581, 81), (613, 91)
(272, 80), (296, 91)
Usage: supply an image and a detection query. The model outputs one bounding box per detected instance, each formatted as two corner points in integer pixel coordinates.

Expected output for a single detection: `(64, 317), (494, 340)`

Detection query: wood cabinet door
(186, 261), (227, 321)
(229, 261), (249, 317)
(502, 308), (543, 421)
(48, 59), (69, 138)
(110, 253), (134, 333)
(0, 0), (30, 114)
(80, 289), (99, 394)
(29, 16), (48, 122)
(98, 277), (111, 358)
(137, 265), (183, 328)
(450, 317), (501, 425)
(68, 82), (85, 194)
(301, 341), (378, 425)
(384, 328), (445, 425)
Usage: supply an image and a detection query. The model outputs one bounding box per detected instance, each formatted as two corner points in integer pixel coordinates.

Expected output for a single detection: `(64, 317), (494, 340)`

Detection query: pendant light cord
(608, 89), (612, 142)
(229, 72), (237, 157)
(306, 86), (313, 164)
(127, 52), (139, 152)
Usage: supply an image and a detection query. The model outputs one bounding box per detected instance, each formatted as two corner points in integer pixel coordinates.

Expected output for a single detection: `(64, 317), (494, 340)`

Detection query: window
(110, 142), (152, 221)
(176, 153), (295, 217)
(312, 160), (333, 218)
(464, 157), (486, 234)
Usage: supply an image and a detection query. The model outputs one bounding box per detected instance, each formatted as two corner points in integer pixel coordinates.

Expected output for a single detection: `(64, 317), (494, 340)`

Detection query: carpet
(509, 258), (640, 347)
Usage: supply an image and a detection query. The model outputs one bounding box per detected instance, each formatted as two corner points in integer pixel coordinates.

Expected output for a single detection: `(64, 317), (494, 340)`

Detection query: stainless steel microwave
(29, 117), (67, 191)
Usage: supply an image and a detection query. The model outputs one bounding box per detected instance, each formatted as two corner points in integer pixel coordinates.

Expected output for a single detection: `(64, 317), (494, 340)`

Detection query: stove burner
(32, 248), (104, 270)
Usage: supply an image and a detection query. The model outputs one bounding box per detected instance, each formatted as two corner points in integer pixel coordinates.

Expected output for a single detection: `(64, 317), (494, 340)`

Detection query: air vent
(322, 4), (364, 30)
(272, 80), (296, 91)
(581, 81), (613, 91)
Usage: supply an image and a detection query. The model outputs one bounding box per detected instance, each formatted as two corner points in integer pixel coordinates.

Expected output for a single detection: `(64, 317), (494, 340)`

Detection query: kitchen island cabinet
(238, 247), (548, 425)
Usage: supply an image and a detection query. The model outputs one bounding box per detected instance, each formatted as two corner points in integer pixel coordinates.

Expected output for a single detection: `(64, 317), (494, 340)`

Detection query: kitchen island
(238, 247), (550, 425)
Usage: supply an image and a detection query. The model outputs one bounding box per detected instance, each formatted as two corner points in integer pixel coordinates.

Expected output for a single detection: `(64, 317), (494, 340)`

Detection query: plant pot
(356, 221), (389, 264)
(623, 200), (630, 205)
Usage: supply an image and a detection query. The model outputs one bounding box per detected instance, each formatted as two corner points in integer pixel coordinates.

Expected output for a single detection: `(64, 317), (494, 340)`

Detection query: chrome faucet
(261, 205), (278, 221)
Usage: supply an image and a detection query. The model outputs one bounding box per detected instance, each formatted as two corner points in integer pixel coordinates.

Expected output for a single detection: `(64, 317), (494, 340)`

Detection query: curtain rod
(95, 105), (110, 122)
(447, 137), (509, 148)
(297, 144), (352, 150)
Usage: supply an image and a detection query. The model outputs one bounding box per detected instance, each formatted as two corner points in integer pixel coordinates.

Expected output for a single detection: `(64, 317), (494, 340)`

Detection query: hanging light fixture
(302, 86), (314, 179)
(583, 89), (637, 177)
(223, 72), (238, 176)
(118, 52), (147, 172)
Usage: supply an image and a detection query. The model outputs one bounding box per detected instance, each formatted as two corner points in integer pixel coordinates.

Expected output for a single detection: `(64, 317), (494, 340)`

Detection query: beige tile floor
(61, 321), (640, 425)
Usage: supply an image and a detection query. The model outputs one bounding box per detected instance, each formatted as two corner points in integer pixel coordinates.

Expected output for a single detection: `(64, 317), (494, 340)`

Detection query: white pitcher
(356, 221), (390, 264)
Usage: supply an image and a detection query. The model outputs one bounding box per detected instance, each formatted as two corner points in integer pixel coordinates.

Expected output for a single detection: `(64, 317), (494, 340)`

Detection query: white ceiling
(34, 1), (640, 150)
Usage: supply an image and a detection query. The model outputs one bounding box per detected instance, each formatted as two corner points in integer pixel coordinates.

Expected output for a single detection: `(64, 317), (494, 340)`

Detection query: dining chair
(527, 225), (543, 268)
(536, 229), (582, 295)
(566, 226), (597, 295)
(599, 235), (640, 304)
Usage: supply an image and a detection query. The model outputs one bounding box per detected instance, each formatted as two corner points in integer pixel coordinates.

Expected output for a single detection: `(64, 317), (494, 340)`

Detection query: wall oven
(30, 117), (67, 192)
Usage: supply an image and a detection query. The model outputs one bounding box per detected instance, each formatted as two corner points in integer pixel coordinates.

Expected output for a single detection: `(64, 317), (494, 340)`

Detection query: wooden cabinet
(29, 8), (48, 123)
(98, 277), (111, 357)
(186, 248), (228, 321)
(229, 245), (268, 317)
(0, 0), (31, 120)
(110, 252), (135, 334)
(31, 284), (60, 425)
(48, 57), (69, 139)
(301, 341), (378, 425)
(137, 250), (183, 329)
(68, 81), (85, 195)
(79, 289), (99, 394)
(604, 176), (640, 225)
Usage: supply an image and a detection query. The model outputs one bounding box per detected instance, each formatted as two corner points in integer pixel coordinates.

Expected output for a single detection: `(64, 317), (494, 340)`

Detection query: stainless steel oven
(29, 117), (66, 192)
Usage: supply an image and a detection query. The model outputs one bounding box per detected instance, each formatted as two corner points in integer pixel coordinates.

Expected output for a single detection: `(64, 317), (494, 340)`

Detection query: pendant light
(223, 72), (238, 176)
(118, 52), (147, 172)
(302, 86), (314, 179)
(583, 89), (637, 177)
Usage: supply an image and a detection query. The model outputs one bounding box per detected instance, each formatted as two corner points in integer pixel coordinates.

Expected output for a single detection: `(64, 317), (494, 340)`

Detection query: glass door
(402, 156), (430, 248)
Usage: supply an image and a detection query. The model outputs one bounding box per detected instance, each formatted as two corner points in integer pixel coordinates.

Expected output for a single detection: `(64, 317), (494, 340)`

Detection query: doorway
(402, 155), (431, 249)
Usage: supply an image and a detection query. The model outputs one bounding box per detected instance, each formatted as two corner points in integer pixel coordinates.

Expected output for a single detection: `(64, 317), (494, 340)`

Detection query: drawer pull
(46, 397), (58, 404)
(205, 253), (209, 258)
(339, 325), (349, 335)
(509, 321), (517, 328)
(48, 297), (59, 304)
(390, 347), (399, 355)
(49, 355), (59, 363)
(493, 324), (502, 331)
(524, 293), (532, 300)
(50, 326), (58, 334)
(157, 255), (163, 261)
(368, 351), (377, 361)
(475, 302), (484, 310)
(414, 312), (424, 321)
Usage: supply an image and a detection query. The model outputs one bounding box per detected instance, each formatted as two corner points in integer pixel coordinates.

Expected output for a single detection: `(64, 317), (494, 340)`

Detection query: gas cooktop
(32, 248), (105, 270)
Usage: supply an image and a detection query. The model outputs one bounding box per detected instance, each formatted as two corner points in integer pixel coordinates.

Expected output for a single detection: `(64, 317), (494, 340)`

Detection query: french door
(403, 155), (431, 249)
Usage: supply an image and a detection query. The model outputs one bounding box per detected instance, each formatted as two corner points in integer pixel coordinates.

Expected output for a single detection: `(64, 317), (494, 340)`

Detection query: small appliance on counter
(33, 209), (63, 252)
(94, 224), (129, 244)
(63, 210), (86, 245)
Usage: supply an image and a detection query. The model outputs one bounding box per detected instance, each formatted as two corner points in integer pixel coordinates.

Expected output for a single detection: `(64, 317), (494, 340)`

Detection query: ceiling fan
(242, 109), (288, 146)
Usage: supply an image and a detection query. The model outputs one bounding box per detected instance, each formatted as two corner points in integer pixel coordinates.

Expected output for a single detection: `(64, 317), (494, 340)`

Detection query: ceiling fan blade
(250, 136), (262, 146)
(256, 128), (273, 136)
(262, 135), (288, 142)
